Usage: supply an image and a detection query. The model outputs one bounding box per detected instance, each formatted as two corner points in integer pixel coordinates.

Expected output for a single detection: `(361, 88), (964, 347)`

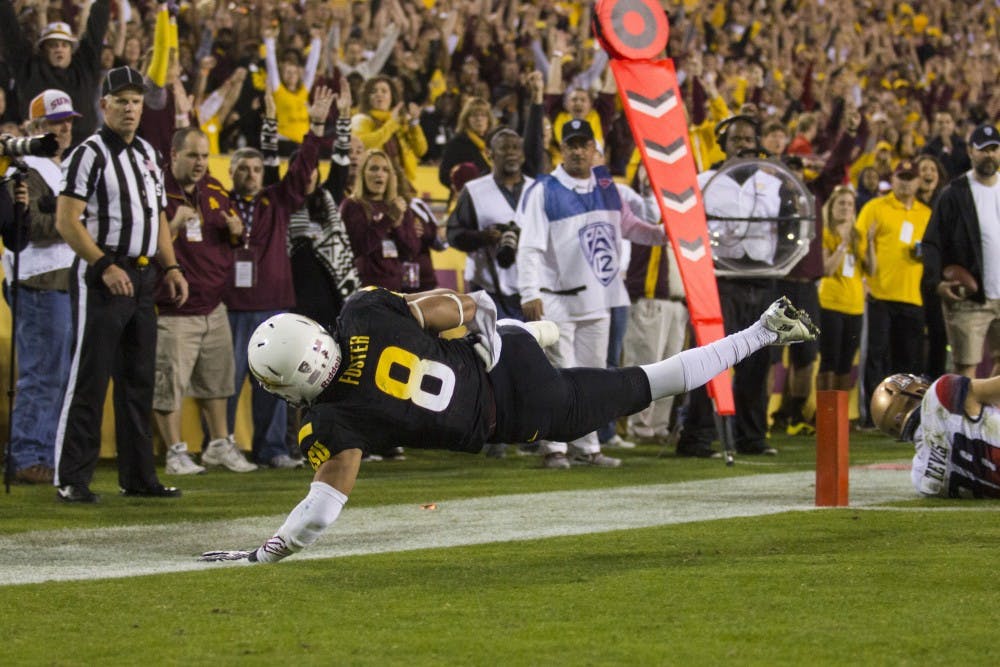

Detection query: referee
(53, 66), (189, 503)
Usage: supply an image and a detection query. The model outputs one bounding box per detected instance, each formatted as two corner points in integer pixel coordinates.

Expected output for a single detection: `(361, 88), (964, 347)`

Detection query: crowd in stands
(1, 0), (998, 484)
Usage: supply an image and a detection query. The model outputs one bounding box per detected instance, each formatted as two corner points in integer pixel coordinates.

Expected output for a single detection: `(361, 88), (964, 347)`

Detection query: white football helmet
(248, 314), (342, 406)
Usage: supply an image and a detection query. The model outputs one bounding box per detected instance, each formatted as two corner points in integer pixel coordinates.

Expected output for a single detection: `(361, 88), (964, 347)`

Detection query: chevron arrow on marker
(677, 237), (707, 262)
(644, 137), (687, 164)
(659, 187), (697, 214)
(625, 89), (677, 117)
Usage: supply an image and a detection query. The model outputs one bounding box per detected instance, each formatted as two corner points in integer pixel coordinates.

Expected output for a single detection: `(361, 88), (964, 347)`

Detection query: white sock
(254, 481), (348, 563)
(640, 322), (776, 400)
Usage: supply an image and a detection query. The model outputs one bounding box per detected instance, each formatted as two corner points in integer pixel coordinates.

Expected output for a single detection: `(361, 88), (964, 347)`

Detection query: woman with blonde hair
(816, 186), (866, 391)
(351, 75), (427, 190)
(437, 96), (496, 188)
(339, 150), (421, 293)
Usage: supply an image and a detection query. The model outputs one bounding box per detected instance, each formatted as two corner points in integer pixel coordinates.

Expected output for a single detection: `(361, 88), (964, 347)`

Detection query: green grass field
(3, 432), (998, 666)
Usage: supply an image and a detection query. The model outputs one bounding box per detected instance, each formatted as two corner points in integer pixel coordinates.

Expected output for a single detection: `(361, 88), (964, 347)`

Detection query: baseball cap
(970, 123), (1000, 150)
(893, 159), (918, 179)
(560, 119), (594, 144)
(102, 66), (147, 96)
(29, 89), (82, 121)
(36, 22), (77, 47)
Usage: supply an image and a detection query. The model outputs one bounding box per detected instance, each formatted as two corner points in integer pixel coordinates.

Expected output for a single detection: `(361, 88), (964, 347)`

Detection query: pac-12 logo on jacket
(579, 222), (619, 286)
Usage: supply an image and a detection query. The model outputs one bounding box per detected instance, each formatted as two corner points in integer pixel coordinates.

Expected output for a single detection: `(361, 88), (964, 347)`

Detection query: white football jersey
(912, 374), (1000, 498)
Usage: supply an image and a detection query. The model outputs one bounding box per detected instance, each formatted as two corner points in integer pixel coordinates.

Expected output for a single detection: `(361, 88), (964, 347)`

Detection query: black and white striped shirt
(60, 126), (166, 258)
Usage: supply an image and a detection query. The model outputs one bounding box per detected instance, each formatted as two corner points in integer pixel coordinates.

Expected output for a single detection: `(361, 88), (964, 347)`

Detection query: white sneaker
(202, 437), (259, 472)
(601, 434), (636, 449)
(761, 297), (820, 344)
(270, 454), (305, 469)
(165, 442), (206, 475)
(570, 451), (621, 467)
(542, 452), (571, 469)
(524, 320), (560, 347)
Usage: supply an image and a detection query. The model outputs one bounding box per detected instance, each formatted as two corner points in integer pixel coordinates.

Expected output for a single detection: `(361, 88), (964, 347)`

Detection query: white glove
(199, 549), (256, 562)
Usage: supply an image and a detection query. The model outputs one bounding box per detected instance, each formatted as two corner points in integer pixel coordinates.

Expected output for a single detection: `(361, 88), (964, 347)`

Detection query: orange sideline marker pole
(815, 390), (849, 506)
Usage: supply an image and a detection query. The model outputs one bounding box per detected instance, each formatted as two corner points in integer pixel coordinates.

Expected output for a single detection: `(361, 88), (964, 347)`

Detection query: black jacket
(921, 135), (971, 179)
(921, 173), (986, 303)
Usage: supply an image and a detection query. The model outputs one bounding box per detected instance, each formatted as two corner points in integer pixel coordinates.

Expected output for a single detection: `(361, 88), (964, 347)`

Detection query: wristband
(92, 254), (114, 275)
(162, 264), (184, 275)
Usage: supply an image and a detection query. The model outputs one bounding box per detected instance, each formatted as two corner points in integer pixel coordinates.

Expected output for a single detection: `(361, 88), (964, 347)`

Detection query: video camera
(0, 133), (59, 159)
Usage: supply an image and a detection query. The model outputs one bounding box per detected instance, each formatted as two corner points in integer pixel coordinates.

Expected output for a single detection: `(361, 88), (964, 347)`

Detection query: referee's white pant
(539, 314), (610, 456)
(621, 298), (689, 438)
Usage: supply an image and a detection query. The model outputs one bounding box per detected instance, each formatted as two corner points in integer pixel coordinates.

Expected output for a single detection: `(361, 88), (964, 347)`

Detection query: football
(943, 264), (978, 299)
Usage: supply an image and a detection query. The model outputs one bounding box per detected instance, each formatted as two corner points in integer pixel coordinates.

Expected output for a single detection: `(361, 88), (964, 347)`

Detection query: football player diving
(201, 287), (818, 564)
(871, 372), (1000, 499)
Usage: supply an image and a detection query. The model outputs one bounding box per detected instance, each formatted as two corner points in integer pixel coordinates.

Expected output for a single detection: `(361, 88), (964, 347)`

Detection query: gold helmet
(870, 373), (929, 441)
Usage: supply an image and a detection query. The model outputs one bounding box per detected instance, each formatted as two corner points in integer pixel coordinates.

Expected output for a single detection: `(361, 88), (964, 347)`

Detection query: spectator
(351, 75), (427, 191)
(152, 127), (256, 475)
(340, 149), (421, 292)
(437, 96), (496, 190)
(915, 153), (949, 378)
(921, 110), (971, 179)
(53, 66), (189, 503)
(2, 89), (78, 485)
(0, 0), (110, 145)
(224, 87), (333, 469)
(921, 124), (1000, 379)
(516, 119), (666, 468)
(816, 186), (865, 392)
(856, 159), (932, 424)
(285, 83), (360, 331)
(620, 166), (690, 445)
(262, 23), (322, 153)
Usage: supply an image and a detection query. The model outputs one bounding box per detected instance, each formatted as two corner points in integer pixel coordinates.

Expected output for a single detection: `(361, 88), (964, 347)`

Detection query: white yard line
(0, 468), (920, 586)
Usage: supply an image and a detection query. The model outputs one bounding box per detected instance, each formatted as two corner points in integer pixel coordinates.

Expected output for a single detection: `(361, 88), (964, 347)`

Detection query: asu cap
(28, 89), (81, 121)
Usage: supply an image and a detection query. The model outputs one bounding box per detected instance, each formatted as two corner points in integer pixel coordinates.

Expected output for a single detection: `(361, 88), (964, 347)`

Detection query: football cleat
(760, 297), (820, 344)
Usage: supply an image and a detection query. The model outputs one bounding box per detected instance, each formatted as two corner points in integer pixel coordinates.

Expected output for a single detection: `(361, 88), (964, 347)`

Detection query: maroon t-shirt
(223, 133), (323, 311)
(158, 173), (239, 316)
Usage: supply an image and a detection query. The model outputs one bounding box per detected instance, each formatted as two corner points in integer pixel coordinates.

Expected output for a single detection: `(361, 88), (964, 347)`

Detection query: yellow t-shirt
(854, 193), (931, 306)
(274, 84), (311, 144)
(818, 226), (865, 315)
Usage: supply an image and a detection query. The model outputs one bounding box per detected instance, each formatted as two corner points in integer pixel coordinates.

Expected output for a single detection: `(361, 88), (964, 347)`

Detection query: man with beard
(921, 124), (1000, 378)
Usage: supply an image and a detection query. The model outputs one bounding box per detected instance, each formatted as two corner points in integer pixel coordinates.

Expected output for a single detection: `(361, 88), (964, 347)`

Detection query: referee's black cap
(102, 66), (147, 96)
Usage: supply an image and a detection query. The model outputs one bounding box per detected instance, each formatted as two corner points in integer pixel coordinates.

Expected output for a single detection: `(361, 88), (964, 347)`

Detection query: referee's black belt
(110, 254), (153, 270)
(540, 285), (587, 296)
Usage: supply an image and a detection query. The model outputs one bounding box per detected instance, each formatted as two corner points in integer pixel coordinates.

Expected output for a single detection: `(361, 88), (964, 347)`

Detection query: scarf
(367, 109), (401, 163)
(466, 130), (492, 170)
(288, 190), (360, 301)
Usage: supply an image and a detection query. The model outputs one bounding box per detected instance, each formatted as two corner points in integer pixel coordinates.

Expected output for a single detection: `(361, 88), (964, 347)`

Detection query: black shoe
(56, 485), (100, 504)
(676, 446), (722, 459)
(737, 445), (778, 456)
(119, 484), (182, 498)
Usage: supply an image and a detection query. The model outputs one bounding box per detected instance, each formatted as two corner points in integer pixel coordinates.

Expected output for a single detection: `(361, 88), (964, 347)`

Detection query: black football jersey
(299, 288), (494, 469)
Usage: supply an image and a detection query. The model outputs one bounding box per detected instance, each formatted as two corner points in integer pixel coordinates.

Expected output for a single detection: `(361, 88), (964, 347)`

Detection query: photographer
(2, 90), (79, 484)
(446, 129), (529, 319)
